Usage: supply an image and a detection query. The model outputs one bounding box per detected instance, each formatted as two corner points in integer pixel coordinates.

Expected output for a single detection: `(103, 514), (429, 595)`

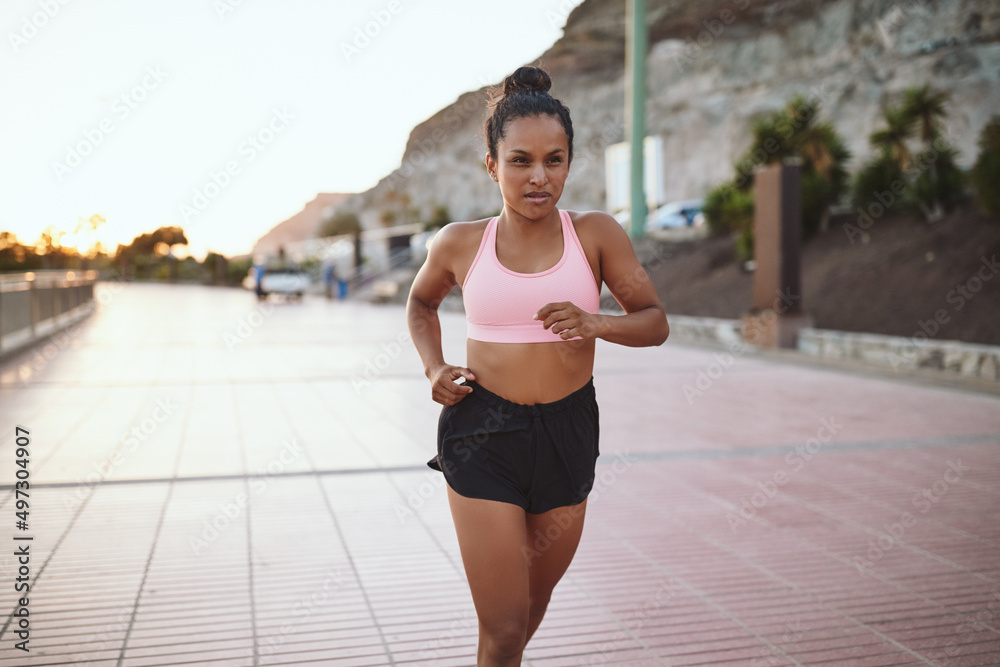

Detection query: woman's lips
(525, 193), (550, 203)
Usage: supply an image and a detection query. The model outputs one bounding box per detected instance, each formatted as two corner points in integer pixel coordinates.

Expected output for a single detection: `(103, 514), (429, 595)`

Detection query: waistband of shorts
(463, 376), (595, 417)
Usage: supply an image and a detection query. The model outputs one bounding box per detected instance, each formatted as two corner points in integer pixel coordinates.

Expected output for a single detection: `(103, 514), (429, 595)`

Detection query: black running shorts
(427, 377), (600, 514)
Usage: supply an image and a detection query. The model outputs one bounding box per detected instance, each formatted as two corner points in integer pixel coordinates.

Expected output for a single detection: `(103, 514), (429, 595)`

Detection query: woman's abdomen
(466, 338), (596, 405)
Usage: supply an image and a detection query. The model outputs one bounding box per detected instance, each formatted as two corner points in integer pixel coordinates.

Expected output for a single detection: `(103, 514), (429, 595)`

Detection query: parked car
(613, 199), (705, 232)
(646, 199), (705, 231)
(245, 264), (310, 300)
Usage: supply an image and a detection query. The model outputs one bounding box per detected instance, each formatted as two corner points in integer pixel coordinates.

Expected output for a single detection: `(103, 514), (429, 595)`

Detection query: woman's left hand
(534, 301), (605, 340)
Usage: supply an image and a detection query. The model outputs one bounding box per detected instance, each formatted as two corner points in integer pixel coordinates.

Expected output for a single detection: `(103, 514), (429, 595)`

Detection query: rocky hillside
(330, 0), (999, 228)
(251, 192), (350, 258)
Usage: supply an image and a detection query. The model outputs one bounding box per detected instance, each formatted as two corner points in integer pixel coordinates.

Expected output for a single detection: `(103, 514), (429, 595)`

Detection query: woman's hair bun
(483, 65), (573, 161)
(503, 66), (551, 96)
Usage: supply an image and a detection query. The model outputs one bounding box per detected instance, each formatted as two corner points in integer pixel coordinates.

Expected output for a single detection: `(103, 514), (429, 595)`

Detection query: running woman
(406, 65), (669, 666)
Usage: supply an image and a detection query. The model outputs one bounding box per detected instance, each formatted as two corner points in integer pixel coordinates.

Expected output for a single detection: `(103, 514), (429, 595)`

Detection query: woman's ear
(485, 153), (497, 181)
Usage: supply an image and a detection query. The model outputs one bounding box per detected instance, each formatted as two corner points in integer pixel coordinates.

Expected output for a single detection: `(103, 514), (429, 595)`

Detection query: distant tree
(869, 106), (916, 172)
(856, 85), (964, 221)
(902, 84), (949, 144)
(227, 256), (253, 286)
(319, 211), (361, 237)
(911, 142), (965, 217)
(0, 232), (37, 271)
(703, 183), (753, 237)
(971, 115), (1000, 218)
(202, 251), (227, 285)
(902, 84), (958, 218)
(424, 204), (451, 232)
(704, 94), (851, 261)
(120, 226), (189, 256)
(852, 151), (905, 214)
(111, 226), (188, 280)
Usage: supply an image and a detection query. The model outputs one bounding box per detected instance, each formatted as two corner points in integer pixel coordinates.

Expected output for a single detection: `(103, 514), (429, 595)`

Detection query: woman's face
(487, 114), (570, 220)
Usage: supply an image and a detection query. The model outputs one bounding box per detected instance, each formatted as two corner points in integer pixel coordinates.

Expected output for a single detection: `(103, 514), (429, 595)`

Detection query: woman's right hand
(428, 364), (476, 406)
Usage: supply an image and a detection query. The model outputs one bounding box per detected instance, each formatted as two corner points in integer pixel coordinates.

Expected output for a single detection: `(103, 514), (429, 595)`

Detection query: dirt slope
(641, 206), (1000, 346)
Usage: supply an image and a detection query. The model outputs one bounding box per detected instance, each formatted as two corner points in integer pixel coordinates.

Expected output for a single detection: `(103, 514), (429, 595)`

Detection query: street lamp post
(626, 0), (647, 239)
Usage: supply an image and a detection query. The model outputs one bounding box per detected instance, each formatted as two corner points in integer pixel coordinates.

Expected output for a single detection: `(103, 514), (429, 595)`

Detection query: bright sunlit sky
(3, 0), (585, 260)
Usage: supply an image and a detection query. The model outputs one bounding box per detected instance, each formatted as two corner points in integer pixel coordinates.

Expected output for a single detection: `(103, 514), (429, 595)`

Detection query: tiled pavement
(0, 281), (998, 666)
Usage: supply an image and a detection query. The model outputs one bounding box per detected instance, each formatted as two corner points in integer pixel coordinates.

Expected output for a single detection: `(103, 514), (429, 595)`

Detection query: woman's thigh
(447, 486), (530, 629)
(524, 499), (587, 600)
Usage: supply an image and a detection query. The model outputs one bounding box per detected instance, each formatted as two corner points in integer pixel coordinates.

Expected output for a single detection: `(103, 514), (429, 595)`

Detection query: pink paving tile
(2, 289), (998, 665)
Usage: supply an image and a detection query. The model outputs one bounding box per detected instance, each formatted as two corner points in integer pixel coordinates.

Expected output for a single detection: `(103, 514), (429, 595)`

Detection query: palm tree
(798, 123), (847, 181)
(902, 84), (949, 143)
(902, 84), (951, 219)
(727, 94), (851, 241)
(797, 123), (852, 231)
(870, 106), (916, 171)
(971, 115), (1000, 216)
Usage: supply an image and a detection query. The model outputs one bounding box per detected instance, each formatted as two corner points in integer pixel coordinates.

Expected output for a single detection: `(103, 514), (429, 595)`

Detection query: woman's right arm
(406, 224), (476, 405)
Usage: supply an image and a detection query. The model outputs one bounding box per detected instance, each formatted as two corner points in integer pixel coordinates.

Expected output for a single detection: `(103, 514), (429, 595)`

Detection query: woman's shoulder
(564, 208), (627, 241)
(427, 217), (492, 254)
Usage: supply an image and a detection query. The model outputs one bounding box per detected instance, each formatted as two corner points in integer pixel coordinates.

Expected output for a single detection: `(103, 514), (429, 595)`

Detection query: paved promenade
(0, 281), (998, 666)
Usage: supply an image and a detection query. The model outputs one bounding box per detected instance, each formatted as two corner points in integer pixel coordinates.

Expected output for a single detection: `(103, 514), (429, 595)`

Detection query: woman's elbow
(654, 314), (669, 346)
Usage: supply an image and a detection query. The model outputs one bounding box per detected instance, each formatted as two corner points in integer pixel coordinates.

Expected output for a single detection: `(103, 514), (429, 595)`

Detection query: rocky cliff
(251, 192), (351, 258)
(334, 0), (1000, 228)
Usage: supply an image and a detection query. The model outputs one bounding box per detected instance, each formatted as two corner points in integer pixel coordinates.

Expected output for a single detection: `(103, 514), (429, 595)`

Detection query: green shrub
(802, 170), (837, 239)
(227, 257), (253, 286)
(852, 151), (909, 213)
(706, 94), (849, 264)
(911, 141), (965, 214)
(320, 211), (361, 237)
(736, 225), (754, 264)
(703, 184), (753, 236)
(423, 204), (451, 232)
(971, 115), (1000, 217)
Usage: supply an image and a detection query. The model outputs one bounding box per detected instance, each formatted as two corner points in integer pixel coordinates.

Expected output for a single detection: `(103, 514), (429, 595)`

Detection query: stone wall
(797, 327), (1000, 381)
(665, 313), (1000, 383)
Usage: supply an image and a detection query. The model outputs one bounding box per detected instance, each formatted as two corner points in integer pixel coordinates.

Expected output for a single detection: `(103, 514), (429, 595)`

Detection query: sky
(2, 0), (586, 261)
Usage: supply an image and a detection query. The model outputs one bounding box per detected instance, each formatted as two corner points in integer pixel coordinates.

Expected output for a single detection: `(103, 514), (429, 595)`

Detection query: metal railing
(0, 270), (98, 356)
(350, 246), (414, 289)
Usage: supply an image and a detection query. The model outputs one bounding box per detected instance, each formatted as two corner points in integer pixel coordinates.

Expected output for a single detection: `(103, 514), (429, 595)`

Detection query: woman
(406, 65), (668, 666)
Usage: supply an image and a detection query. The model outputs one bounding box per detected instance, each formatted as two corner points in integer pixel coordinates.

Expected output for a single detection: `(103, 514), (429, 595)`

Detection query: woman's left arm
(536, 212), (669, 347)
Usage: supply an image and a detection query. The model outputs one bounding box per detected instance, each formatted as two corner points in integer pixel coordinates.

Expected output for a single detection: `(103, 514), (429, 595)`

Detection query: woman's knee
(482, 618), (529, 657)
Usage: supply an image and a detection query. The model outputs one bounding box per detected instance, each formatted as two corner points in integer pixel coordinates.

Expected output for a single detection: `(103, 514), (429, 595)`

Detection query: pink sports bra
(462, 209), (601, 343)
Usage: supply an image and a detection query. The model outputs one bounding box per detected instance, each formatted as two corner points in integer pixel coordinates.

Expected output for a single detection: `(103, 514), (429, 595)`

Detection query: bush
(320, 211), (361, 237)
(802, 170), (838, 239)
(227, 257), (253, 286)
(852, 151), (909, 214)
(703, 184), (753, 236)
(911, 141), (965, 214)
(736, 225), (754, 264)
(705, 94), (849, 264)
(971, 115), (1000, 218)
(424, 204), (451, 232)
